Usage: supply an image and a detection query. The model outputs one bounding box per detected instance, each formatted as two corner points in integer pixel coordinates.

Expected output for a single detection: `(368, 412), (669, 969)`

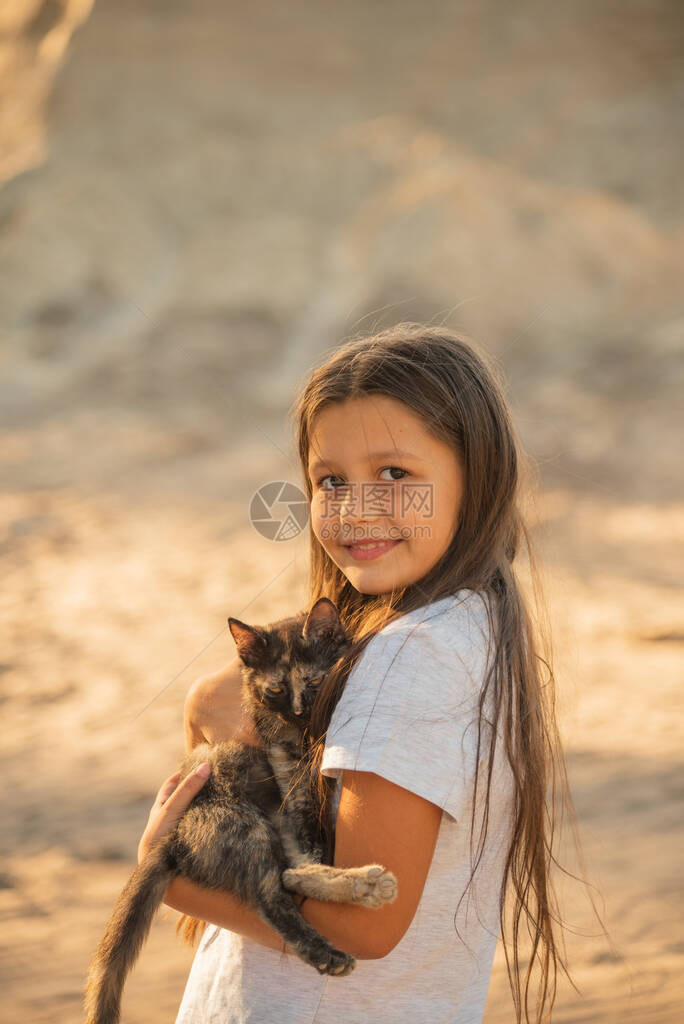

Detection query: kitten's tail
(84, 840), (175, 1024)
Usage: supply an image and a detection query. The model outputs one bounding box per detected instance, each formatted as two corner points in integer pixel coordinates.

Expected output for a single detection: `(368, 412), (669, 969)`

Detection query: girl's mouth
(343, 539), (403, 562)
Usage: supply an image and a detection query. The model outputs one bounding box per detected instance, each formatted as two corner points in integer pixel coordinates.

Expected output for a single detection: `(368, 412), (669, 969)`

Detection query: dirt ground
(1, 483), (682, 1022)
(1, 1), (683, 1022)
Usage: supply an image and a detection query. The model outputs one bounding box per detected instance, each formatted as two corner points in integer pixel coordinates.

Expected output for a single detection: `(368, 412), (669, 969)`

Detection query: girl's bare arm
(183, 655), (260, 752)
(162, 770), (442, 960)
(163, 660), (441, 959)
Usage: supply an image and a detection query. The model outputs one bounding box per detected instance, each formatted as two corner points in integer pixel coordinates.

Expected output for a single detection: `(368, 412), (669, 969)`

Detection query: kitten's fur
(84, 598), (397, 1024)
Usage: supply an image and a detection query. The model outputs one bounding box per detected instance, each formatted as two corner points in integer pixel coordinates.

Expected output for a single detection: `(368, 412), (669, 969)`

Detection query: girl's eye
(316, 474), (341, 490)
(379, 466), (409, 482)
(316, 467), (408, 489)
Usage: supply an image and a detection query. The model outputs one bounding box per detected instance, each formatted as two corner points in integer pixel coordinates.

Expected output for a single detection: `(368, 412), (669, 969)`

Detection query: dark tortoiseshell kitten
(84, 598), (397, 1024)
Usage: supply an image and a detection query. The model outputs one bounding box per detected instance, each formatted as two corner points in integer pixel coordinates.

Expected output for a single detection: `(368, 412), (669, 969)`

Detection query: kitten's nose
(292, 693), (303, 716)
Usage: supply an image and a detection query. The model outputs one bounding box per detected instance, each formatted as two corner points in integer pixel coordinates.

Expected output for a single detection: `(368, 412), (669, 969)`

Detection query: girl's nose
(337, 482), (375, 528)
(337, 483), (362, 520)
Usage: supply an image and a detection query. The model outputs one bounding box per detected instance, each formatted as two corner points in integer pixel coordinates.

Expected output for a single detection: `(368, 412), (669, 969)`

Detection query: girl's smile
(308, 395), (464, 594)
(344, 537), (404, 561)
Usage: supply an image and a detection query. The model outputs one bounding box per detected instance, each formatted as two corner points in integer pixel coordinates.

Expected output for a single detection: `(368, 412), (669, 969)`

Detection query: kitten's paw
(315, 948), (355, 976)
(282, 868), (297, 889)
(350, 864), (398, 908)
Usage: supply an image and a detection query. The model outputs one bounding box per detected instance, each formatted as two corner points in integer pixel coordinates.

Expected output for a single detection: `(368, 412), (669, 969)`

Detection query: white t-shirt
(174, 590), (515, 1024)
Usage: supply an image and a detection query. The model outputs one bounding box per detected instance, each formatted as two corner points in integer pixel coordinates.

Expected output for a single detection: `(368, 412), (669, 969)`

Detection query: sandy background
(1, 1), (682, 1021)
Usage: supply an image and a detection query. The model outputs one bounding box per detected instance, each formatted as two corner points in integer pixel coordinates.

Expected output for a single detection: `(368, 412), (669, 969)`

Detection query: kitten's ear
(227, 617), (267, 666)
(302, 598), (345, 643)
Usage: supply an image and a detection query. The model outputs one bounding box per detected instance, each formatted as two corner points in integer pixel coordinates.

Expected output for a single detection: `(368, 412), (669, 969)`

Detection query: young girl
(138, 323), (572, 1023)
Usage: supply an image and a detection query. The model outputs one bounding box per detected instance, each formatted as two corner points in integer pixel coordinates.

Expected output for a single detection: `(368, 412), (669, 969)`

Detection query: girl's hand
(137, 763), (211, 865)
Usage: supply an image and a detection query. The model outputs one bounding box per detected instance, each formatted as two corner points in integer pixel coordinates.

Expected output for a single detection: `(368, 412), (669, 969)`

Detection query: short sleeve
(320, 593), (495, 823)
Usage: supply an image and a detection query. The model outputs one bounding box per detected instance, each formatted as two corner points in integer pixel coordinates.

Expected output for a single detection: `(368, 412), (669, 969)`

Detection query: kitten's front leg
(282, 863), (398, 909)
(271, 801), (323, 867)
(269, 743), (324, 863)
(290, 801), (324, 864)
(276, 813), (310, 868)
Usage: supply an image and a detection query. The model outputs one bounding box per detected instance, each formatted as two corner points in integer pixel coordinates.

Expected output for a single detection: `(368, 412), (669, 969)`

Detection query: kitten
(84, 598), (397, 1024)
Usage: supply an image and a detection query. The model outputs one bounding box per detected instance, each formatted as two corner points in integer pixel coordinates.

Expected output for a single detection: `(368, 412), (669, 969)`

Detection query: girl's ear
(227, 618), (268, 666)
(302, 598), (345, 642)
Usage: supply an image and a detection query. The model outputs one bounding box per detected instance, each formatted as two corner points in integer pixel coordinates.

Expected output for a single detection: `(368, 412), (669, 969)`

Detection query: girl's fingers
(139, 764), (212, 860)
(156, 772), (182, 806)
(159, 763), (212, 815)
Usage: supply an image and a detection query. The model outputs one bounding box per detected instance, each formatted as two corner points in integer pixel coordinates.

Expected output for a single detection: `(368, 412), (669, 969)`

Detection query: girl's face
(307, 395), (464, 595)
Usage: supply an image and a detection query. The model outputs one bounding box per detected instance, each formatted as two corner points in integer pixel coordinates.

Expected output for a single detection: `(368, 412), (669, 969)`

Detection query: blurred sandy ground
(1, 1), (682, 1021)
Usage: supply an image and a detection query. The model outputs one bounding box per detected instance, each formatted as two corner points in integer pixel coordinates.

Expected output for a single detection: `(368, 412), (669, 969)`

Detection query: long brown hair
(290, 322), (580, 1023)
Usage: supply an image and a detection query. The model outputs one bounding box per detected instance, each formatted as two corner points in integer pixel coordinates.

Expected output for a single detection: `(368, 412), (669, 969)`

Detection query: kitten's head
(227, 598), (350, 735)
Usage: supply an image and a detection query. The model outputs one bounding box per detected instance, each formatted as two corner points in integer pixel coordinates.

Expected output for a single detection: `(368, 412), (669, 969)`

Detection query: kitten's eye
(266, 685), (284, 695)
(308, 676), (323, 687)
